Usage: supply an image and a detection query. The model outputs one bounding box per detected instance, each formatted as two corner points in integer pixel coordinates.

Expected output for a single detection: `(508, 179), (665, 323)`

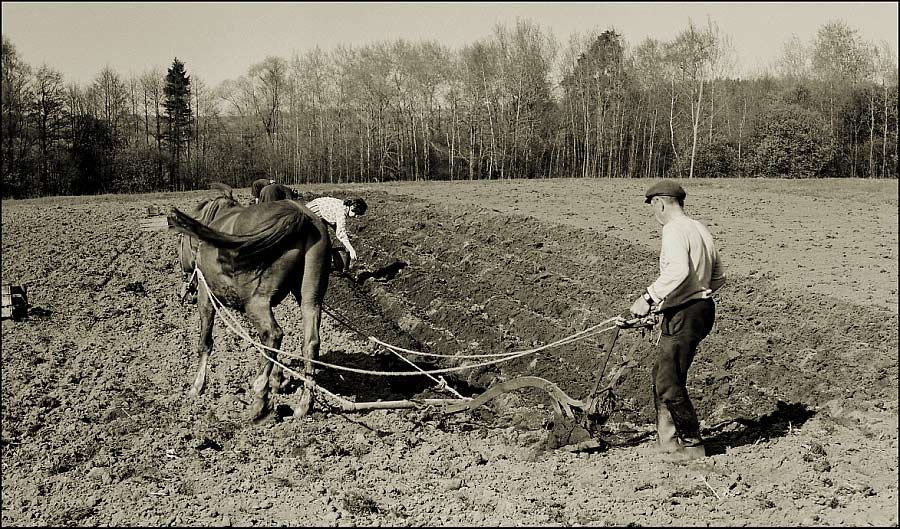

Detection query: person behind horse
(624, 180), (725, 463)
(258, 183), (300, 203)
(305, 197), (367, 272)
(251, 178), (276, 204)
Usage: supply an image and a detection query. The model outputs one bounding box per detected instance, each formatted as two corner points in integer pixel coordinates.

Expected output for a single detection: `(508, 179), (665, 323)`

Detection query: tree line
(2, 18), (897, 198)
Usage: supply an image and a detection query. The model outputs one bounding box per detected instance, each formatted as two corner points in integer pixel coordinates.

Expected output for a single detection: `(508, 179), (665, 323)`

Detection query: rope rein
(321, 303), (466, 396)
(322, 302), (620, 360)
(321, 304), (371, 341)
(195, 268), (619, 378)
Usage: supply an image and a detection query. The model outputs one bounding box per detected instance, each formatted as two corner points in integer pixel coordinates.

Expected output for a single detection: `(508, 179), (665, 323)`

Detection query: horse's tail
(167, 205), (311, 270)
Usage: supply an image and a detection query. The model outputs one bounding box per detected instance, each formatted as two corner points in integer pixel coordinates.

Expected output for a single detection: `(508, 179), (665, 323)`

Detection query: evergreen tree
(163, 57), (192, 190)
(2, 35), (35, 197)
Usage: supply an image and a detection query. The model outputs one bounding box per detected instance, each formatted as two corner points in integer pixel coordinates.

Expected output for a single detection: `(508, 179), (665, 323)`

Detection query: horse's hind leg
(189, 281), (215, 397)
(246, 298), (284, 421)
(295, 299), (322, 417)
(296, 254), (328, 417)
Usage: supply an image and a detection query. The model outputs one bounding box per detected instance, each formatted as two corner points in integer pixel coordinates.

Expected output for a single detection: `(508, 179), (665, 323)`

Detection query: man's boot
(664, 397), (706, 463)
(654, 385), (680, 453)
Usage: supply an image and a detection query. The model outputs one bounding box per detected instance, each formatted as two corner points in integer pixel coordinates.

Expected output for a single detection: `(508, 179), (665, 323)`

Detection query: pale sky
(2, 2), (897, 87)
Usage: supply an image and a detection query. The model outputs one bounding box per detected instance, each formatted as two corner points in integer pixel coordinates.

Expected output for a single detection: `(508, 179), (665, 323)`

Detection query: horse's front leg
(188, 282), (215, 397)
(246, 299), (283, 422)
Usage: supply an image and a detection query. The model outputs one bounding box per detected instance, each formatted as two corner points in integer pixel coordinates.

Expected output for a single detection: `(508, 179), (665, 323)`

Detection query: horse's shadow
(280, 350), (481, 404)
(619, 400), (817, 453)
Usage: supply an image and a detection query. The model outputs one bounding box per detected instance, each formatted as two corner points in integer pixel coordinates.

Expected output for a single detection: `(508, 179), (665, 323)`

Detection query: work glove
(629, 295), (651, 318)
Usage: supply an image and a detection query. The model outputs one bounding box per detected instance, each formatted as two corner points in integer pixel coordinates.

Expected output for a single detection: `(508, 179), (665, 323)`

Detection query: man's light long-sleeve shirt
(647, 215), (726, 311)
(306, 197), (355, 256)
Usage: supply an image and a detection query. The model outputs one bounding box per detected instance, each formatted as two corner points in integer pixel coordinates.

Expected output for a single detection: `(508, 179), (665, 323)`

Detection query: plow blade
(444, 376), (586, 418)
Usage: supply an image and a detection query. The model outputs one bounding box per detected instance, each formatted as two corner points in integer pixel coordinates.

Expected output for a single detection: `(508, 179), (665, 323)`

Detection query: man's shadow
(620, 400), (817, 453)
(352, 260), (409, 283)
(701, 400), (817, 455)
(624, 400), (816, 456)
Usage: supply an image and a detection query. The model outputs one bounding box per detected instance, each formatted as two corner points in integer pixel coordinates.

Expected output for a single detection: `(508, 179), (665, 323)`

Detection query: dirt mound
(350, 192), (897, 428)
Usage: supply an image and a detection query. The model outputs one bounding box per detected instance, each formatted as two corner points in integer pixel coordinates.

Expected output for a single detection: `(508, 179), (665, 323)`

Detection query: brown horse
(258, 183), (300, 202)
(169, 184), (331, 420)
(250, 178), (276, 204)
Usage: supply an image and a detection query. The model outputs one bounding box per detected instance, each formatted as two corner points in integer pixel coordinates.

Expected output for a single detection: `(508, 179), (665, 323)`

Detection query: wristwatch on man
(642, 290), (654, 305)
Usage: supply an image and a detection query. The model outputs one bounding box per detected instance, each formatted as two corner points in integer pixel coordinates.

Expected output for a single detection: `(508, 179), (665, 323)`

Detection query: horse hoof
(248, 399), (272, 422)
(188, 379), (206, 398)
(296, 390), (314, 417)
(271, 376), (286, 395)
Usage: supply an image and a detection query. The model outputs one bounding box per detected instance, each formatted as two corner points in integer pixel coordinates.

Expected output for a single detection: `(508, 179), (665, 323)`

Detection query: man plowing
(623, 180), (726, 463)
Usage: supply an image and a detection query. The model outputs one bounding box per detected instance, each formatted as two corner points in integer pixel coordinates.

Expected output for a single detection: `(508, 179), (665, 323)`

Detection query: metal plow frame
(305, 316), (656, 435)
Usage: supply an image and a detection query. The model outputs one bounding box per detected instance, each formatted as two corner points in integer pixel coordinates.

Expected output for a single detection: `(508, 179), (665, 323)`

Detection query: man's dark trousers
(652, 297), (716, 447)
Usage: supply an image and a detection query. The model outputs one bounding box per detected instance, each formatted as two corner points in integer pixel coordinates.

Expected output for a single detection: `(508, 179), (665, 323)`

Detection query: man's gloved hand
(629, 295), (651, 318)
(616, 312), (659, 329)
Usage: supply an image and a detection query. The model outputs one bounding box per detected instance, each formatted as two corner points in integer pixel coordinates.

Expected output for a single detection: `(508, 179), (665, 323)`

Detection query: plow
(279, 308), (659, 440)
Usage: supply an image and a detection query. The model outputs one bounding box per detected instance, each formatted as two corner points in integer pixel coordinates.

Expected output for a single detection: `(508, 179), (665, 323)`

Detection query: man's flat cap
(644, 180), (686, 203)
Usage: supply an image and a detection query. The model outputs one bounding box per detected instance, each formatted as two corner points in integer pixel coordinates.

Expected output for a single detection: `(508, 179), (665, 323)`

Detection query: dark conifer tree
(163, 57), (192, 190)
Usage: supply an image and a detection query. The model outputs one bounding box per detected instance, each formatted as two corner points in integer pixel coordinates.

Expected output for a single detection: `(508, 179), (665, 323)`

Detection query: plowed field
(2, 178), (897, 526)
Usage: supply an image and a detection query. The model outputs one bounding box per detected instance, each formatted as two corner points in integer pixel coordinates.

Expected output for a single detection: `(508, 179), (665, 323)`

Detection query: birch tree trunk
(689, 77), (704, 178)
(738, 97), (747, 177)
(648, 107), (658, 179)
(669, 78), (679, 171)
(883, 80), (888, 179)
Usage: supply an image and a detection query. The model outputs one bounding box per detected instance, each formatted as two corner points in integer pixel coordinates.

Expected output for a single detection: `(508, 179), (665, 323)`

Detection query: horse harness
(180, 233), (203, 267)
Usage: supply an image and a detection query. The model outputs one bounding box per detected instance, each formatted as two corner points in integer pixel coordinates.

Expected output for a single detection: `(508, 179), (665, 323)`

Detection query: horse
(258, 183), (300, 203)
(250, 178), (276, 204)
(258, 186), (354, 274)
(169, 183), (332, 421)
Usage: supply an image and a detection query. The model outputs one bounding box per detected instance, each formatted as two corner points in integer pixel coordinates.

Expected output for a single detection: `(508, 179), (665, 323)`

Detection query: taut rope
(195, 268), (618, 377)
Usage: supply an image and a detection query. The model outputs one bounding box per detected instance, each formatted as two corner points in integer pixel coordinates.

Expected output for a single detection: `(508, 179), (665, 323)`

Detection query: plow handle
(588, 326), (621, 397)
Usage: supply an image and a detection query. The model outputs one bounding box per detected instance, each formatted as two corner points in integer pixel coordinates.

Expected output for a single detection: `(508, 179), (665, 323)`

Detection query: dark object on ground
(123, 282), (147, 295)
(2, 284), (28, 320)
(356, 261), (409, 283)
